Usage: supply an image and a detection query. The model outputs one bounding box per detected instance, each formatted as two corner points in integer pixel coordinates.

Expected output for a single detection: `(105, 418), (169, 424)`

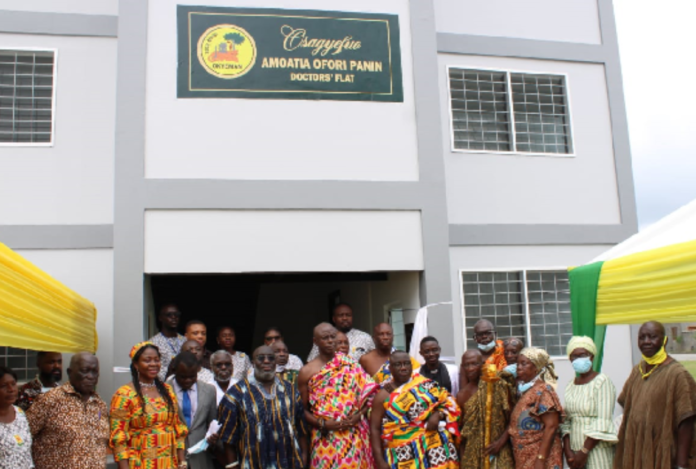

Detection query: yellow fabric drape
(0, 243), (98, 352)
(595, 238), (696, 325)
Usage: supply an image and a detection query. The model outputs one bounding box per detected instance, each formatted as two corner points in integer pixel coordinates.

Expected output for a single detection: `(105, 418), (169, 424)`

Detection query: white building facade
(0, 0), (637, 398)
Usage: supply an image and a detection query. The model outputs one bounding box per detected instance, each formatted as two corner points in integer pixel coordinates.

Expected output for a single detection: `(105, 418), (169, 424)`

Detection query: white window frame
(458, 267), (572, 360)
(0, 47), (58, 148)
(446, 65), (576, 158)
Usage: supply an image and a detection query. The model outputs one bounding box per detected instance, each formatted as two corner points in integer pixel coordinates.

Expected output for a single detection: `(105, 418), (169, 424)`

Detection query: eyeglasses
(474, 330), (494, 338)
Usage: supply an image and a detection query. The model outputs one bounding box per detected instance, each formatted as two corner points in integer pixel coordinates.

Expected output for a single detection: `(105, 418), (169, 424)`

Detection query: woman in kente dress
(110, 342), (188, 469)
(509, 347), (564, 469)
(560, 336), (617, 469)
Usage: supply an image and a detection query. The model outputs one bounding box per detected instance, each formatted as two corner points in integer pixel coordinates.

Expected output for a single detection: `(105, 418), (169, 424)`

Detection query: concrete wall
(433, 0), (601, 44)
(0, 0), (118, 15)
(449, 244), (633, 407)
(144, 210), (424, 273)
(439, 54), (620, 225)
(13, 249), (115, 397)
(144, 0), (419, 181)
(0, 33), (116, 225)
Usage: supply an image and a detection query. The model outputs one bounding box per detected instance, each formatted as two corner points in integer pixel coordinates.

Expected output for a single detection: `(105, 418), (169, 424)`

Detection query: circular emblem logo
(197, 24), (256, 79)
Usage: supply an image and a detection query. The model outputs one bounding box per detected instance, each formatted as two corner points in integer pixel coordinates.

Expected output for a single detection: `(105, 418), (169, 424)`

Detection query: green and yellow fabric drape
(569, 238), (696, 371)
(0, 242), (98, 352)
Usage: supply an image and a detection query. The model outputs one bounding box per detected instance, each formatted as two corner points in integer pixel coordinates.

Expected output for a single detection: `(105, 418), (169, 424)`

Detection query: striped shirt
(560, 373), (618, 469)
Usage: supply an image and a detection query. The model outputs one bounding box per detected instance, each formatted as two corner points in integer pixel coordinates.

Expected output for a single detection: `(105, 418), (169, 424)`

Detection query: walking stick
(482, 363), (500, 469)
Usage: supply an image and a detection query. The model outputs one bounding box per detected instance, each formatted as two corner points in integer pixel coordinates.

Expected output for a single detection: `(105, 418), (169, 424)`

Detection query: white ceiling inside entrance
(144, 210), (424, 273)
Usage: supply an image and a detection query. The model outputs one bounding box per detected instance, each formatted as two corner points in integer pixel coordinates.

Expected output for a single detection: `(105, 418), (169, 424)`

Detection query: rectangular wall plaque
(177, 5), (403, 102)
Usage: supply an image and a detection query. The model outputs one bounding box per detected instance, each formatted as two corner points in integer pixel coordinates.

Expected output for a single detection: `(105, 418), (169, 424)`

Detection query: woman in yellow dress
(110, 342), (188, 469)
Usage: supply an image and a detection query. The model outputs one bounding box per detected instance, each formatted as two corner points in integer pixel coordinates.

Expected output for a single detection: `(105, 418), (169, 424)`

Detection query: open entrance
(145, 271), (421, 360)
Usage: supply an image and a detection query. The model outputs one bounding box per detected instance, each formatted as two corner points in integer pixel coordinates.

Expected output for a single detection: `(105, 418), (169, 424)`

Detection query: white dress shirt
(213, 378), (238, 406)
(171, 380), (198, 423)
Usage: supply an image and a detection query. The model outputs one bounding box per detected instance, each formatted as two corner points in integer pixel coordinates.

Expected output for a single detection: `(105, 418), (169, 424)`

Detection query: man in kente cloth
(360, 322), (420, 387)
(218, 345), (308, 469)
(457, 350), (515, 469)
(461, 320), (507, 388)
(299, 323), (379, 469)
(370, 350), (460, 469)
(614, 321), (696, 469)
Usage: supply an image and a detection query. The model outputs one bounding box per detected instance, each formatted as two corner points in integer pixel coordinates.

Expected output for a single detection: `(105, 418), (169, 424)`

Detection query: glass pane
(0, 50), (54, 144)
(526, 270), (572, 356)
(449, 68), (511, 152)
(461, 271), (527, 350)
(510, 73), (572, 154)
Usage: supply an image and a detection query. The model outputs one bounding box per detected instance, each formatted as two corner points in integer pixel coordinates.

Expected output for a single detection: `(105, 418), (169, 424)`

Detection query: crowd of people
(0, 302), (695, 469)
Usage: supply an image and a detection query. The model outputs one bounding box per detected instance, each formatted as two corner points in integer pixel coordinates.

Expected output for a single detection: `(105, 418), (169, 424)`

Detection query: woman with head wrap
(560, 336), (617, 469)
(109, 341), (189, 469)
(509, 347), (564, 469)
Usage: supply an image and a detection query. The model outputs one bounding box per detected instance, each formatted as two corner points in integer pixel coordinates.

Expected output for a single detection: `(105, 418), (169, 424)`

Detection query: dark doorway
(147, 272), (390, 358)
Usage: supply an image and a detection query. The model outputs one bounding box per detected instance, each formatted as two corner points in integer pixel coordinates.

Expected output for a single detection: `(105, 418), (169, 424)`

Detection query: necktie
(182, 389), (192, 428)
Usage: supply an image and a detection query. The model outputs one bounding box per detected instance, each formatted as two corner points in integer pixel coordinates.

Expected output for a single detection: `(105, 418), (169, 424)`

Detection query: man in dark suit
(168, 351), (218, 469)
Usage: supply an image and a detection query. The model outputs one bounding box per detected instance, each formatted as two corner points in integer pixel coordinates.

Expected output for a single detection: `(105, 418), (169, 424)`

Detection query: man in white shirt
(210, 350), (238, 405)
(168, 351), (218, 469)
(306, 303), (374, 362)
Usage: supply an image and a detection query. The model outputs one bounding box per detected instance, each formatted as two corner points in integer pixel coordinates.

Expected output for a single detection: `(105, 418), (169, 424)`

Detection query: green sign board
(177, 5), (403, 102)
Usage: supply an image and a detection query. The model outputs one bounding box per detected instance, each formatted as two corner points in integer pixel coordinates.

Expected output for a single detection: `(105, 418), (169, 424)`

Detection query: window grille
(0, 347), (37, 383)
(448, 68), (573, 155)
(448, 69), (511, 152)
(461, 269), (572, 356)
(0, 50), (55, 144)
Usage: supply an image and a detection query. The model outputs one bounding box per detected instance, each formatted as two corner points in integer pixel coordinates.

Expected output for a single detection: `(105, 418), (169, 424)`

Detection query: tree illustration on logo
(224, 32), (245, 51)
(209, 31), (246, 62)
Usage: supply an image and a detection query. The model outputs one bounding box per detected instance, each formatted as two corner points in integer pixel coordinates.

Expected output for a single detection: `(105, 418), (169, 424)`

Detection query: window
(0, 347), (37, 382)
(448, 68), (573, 155)
(461, 270), (572, 357)
(0, 50), (55, 144)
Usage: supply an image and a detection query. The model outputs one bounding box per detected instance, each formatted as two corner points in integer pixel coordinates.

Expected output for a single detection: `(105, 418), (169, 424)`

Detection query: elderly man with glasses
(460, 320), (508, 389)
(218, 345), (308, 469)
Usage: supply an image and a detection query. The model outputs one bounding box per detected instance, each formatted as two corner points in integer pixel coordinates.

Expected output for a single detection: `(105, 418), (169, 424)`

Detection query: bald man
(456, 349), (515, 469)
(168, 339), (215, 384)
(359, 322), (420, 387)
(26, 352), (110, 469)
(298, 323), (379, 469)
(218, 345), (308, 469)
(615, 321), (696, 469)
(472, 319), (507, 370)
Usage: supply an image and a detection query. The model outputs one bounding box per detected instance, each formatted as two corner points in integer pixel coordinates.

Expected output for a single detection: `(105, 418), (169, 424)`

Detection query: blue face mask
(572, 357), (593, 374)
(503, 363), (517, 378)
(478, 340), (496, 352)
(518, 381), (534, 394)
(187, 438), (209, 454)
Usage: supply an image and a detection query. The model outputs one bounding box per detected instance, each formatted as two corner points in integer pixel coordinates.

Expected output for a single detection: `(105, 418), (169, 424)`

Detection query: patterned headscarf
(520, 347), (558, 388)
(566, 336), (597, 358)
(129, 341), (156, 360)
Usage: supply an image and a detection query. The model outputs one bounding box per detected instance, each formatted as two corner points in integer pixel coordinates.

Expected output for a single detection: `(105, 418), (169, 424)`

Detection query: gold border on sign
(187, 12), (398, 96)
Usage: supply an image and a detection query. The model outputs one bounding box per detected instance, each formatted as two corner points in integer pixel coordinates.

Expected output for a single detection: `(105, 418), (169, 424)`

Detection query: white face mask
(478, 340), (496, 352)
